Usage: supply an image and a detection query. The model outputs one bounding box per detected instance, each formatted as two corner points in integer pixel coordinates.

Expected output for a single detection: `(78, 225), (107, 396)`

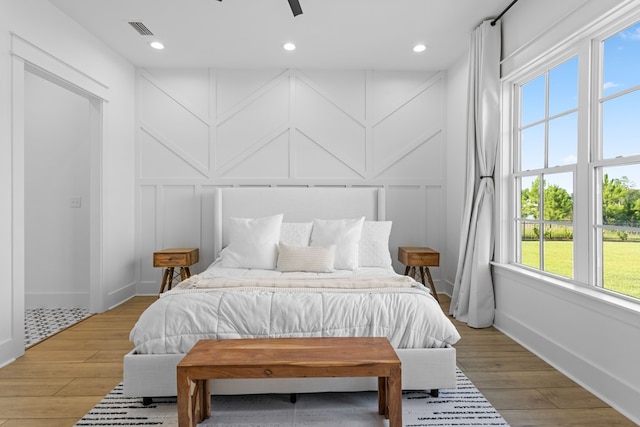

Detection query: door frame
(7, 34), (106, 363)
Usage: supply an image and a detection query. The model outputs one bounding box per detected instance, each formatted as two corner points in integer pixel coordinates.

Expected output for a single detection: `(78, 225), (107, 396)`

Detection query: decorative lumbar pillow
(219, 214), (284, 269)
(359, 221), (393, 267)
(310, 217), (365, 270)
(276, 243), (336, 272)
(279, 222), (313, 246)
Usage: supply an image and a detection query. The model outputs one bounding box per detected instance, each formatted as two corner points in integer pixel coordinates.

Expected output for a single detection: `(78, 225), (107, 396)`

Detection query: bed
(123, 187), (460, 399)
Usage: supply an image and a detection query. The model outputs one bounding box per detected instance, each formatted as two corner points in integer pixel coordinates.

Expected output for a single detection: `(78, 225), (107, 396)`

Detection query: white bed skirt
(123, 346), (456, 398)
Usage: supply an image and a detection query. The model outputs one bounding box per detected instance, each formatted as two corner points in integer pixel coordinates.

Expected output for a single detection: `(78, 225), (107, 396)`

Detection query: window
(515, 57), (578, 280)
(596, 21), (640, 298)
(511, 18), (640, 300)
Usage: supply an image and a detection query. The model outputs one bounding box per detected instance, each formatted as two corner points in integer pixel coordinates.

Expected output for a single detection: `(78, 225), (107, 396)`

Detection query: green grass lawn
(521, 241), (640, 299)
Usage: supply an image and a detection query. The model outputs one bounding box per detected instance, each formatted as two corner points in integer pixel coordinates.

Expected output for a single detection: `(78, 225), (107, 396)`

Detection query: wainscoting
(136, 68), (449, 294)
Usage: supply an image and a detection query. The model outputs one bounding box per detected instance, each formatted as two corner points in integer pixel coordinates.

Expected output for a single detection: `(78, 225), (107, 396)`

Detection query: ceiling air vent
(128, 21), (154, 36)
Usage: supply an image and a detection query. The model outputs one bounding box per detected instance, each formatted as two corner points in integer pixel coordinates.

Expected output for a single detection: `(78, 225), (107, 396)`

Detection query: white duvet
(130, 266), (461, 354)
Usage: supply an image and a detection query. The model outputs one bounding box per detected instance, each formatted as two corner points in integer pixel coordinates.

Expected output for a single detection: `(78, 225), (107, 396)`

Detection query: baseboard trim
(106, 281), (137, 310)
(494, 309), (640, 425)
(135, 281), (161, 296)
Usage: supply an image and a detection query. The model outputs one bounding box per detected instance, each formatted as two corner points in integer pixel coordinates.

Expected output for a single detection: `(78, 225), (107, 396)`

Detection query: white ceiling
(49, 0), (511, 70)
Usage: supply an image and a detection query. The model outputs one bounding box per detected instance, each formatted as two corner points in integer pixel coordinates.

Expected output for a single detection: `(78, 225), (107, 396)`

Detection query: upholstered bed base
(124, 187), (458, 399)
(122, 346), (456, 398)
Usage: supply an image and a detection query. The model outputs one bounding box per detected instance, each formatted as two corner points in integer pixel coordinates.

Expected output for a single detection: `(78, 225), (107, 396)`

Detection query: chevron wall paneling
(136, 68), (447, 292)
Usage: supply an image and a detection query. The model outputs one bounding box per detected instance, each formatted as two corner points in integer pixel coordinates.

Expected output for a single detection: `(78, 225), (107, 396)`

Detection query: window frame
(511, 49), (583, 282)
(591, 23), (640, 293)
(500, 7), (640, 304)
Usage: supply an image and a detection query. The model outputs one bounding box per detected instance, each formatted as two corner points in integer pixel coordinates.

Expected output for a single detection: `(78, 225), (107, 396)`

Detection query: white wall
(444, 54), (469, 294)
(0, 0), (136, 367)
(495, 0), (640, 423)
(135, 68), (451, 294)
(501, 0), (624, 74)
(24, 70), (91, 308)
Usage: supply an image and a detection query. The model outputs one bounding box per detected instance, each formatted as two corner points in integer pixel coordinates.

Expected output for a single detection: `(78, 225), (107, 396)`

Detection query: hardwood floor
(0, 297), (153, 427)
(0, 295), (636, 426)
(442, 296), (637, 427)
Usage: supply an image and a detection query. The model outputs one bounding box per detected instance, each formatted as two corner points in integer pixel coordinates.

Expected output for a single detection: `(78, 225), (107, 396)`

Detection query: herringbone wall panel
(136, 68), (446, 292)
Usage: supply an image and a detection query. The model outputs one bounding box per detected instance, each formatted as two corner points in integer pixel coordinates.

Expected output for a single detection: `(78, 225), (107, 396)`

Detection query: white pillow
(280, 222), (313, 246)
(277, 243), (336, 272)
(310, 217), (365, 270)
(219, 214), (284, 269)
(359, 221), (393, 267)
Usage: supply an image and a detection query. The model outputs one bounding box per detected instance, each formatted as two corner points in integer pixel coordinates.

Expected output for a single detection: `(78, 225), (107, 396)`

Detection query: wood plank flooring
(0, 297), (152, 427)
(0, 295), (636, 427)
(444, 296), (637, 427)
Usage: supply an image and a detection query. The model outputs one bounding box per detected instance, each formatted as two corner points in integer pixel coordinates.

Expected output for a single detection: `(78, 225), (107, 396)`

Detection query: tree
(521, 176), (573, 221)
(544, 184), (573, 221)
(521, 177), (540, 219)
(602, 174), (640, 227)
(521, 174), (640, 238)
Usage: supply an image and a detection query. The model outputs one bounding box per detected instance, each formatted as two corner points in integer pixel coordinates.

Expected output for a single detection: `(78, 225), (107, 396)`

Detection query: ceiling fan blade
(288, 0), (303, 16)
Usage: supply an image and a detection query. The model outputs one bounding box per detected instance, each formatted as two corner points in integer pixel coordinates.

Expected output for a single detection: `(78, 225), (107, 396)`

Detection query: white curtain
(450, 20), (501, 328)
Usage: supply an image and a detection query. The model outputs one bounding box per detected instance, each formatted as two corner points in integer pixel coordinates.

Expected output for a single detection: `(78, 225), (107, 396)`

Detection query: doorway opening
(21, 64), (103, 348)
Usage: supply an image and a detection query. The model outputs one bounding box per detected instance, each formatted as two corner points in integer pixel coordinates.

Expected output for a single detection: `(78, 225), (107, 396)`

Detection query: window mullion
(573, 41), (591, 285)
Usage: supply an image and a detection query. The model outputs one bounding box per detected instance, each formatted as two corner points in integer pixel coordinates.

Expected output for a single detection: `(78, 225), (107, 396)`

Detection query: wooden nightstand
(398, 246), (440, 303)
(153, 248), (199, 293)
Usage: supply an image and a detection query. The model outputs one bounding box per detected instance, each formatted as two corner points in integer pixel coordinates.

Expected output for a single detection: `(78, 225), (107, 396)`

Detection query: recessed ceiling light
(413, 44), (427, 53)
(283, 42), (296, 51)
(149, 41), (164, 50)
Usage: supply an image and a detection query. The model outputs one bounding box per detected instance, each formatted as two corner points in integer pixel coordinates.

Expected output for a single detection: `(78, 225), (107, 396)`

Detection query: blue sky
(602, 21), (640, 190)
(520, 20), (640, 192)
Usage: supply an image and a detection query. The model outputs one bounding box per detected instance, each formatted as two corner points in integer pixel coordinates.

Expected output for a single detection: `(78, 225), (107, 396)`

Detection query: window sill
(491, 262), (640, 321)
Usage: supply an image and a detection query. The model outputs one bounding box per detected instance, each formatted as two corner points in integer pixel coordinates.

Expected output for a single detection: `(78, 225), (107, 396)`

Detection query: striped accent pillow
(276, 243), (336, 272)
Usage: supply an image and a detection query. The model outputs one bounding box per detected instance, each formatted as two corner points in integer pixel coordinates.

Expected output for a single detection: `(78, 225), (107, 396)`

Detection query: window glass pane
(521, 75), (546, 126)
(520, 176), (540, 219)
(603, 234), (640, 298)
(521, 124), (545, 171)
(543, 173), (574, 221)
(603, 21), (640, 96)
(543, 226), (573, 279)
(602, 90), (640, 159)
(549, 57), (578, 116)
(548, 113), (577, 167)
(520, 221), (539, 269)
(601, 165), (640, 227)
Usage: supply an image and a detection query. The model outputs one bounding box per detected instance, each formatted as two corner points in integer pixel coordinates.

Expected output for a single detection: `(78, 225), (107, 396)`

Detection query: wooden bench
(176, 337), (402, 427)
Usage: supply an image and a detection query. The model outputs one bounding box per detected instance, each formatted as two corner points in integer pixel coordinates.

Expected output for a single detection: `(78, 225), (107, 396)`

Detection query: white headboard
(213, 187), (385, 257)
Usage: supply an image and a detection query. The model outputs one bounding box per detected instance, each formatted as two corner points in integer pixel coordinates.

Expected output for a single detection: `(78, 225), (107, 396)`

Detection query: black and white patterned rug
(74, 370), (509, 426)
(25, 307), (92, 348)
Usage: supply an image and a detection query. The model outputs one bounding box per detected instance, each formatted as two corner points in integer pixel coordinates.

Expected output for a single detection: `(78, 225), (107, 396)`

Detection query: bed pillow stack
(218, 214), (393, 271)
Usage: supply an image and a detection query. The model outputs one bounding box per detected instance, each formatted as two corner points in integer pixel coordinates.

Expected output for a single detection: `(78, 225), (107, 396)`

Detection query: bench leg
(177, 372), (210, 427)
(377, 376), (388, 417)
(387, 366), (402, 427)
(203, 380), (211, 419)
(177, 368), (194, 427)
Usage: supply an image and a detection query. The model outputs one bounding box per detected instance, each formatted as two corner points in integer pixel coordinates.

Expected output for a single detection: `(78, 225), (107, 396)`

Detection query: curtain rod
(490, 0), (519, 26)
